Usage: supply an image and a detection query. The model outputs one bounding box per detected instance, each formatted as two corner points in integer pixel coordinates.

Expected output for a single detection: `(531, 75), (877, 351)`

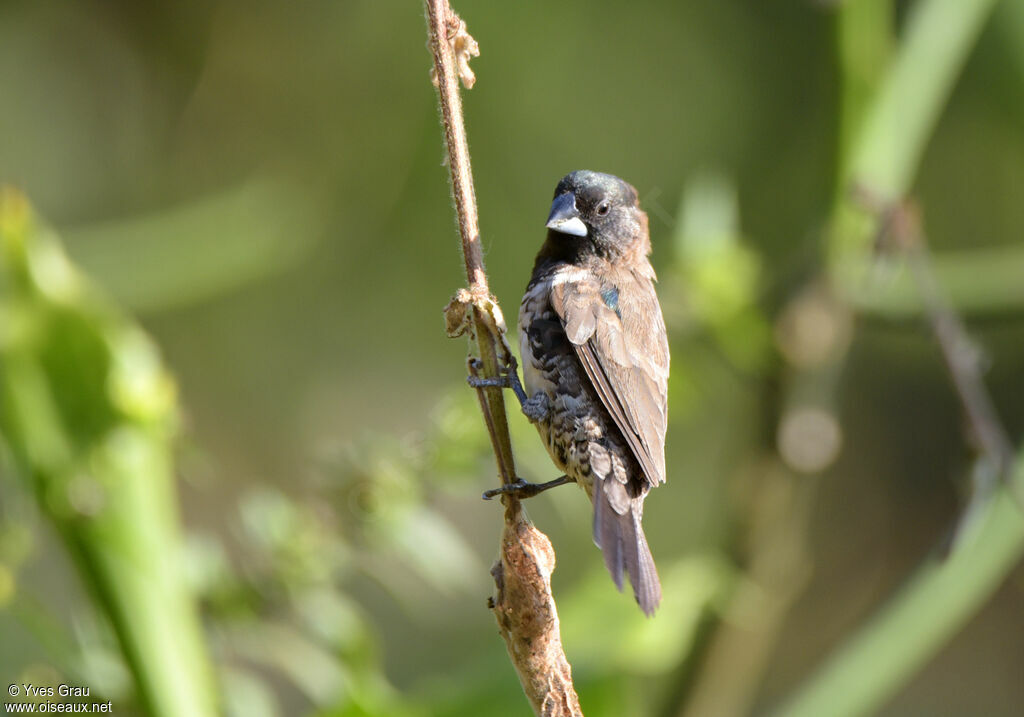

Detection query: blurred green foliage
(1, 1), (1024, 716)
(66, 177), (322, 314)
(0, 190), (216, 716)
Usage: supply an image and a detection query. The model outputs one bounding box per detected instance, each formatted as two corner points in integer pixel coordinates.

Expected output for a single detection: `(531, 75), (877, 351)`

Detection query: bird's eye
(596, 201), (611, 216)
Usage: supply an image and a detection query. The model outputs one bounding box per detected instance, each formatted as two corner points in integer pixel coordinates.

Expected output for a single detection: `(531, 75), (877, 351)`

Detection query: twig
(865, 195), (1018, 540)
(774, 1), (1020, 714)
(427, 0), (515, 491)
(769, 457), (1024, 717)
(424, 3), (583, 714)
(490, 509), (584, 717)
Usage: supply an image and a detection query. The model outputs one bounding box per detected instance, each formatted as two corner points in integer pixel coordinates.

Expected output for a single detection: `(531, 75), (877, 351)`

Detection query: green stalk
(774, 1), (1014, 715)
(0, 189), (218, 717)
(772, 459), (1024, 717)
(831, 0), (1001, 273)
(835, 0), (892, 196)
(850, 0), (1001, 203)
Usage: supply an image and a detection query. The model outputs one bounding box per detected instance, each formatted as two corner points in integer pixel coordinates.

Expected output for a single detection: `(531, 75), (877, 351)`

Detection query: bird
(478, 170), (670, 616)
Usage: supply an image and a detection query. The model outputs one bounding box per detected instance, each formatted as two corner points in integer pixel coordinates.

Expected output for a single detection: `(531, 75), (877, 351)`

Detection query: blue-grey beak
(546, 192), (588, 237)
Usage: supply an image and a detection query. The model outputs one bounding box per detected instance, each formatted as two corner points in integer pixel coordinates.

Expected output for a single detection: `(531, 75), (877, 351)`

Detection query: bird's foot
(466, 374), (511, 389)
(466, 357), (544, 421)
(482, 475), (572, 500)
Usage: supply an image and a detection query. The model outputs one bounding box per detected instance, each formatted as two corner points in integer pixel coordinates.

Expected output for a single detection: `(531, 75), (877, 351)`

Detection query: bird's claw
(482, 475), (571, 501)
(465, 356), (534, 413)
(482, 479), (529, 500)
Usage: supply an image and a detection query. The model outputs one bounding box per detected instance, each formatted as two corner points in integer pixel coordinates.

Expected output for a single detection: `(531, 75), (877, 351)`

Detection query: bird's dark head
(544, 170), (649, 261)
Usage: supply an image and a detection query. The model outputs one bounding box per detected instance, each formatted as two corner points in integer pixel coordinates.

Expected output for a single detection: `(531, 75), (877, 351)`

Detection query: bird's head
(545, 170), (648, 260)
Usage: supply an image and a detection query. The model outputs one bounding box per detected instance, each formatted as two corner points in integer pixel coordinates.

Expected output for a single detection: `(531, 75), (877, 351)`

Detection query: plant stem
(0, 189), (218, 717)
(849, 0), (1000, 203)
(771, 458), (1024, 717)
(776, 1), (1016, 715)
(425, 0), (516, 488)
(423, 4), (583, 714)
(831, 0), (1000, 273)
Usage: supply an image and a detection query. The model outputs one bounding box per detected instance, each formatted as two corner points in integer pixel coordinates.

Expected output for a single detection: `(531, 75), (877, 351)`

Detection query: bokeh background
(2, 1), (1024, 715)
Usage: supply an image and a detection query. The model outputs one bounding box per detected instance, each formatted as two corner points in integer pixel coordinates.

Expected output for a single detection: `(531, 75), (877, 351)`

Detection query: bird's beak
(546, 192), (588, 237)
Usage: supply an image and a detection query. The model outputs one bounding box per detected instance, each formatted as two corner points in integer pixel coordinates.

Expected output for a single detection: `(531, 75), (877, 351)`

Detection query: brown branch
(427, 0), (515, 489)
(867, 196), (1019, 542)
(879, 204), (1012, 470)
(491, 508), (583, 717)
(425, 3), (583, 714)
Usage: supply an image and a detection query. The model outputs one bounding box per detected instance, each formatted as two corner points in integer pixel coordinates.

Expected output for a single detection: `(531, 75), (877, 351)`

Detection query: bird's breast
(518, 280), (556, 400)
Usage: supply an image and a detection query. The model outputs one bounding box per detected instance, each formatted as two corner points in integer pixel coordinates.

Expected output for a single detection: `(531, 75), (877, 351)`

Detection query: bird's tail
(593, 478), (662, 616)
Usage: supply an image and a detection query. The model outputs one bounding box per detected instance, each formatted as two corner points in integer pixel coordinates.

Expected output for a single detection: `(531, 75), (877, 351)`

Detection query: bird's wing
(550, 273), (669, 487)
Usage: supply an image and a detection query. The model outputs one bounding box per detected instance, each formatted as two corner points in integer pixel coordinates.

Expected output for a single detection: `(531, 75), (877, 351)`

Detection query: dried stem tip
(491, 506), (584, 717)
(430, 10), (480, 89)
